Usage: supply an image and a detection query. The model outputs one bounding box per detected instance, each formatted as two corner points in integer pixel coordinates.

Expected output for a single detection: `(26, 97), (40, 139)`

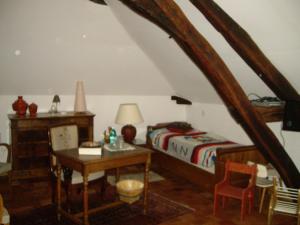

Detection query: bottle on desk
(109, 128), (117, 145)
(104, 127), (112, 144)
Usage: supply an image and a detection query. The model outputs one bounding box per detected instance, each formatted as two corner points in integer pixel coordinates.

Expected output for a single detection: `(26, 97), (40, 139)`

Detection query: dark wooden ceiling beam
(117, 0), (300, 187)
(190, 0), (300, 101)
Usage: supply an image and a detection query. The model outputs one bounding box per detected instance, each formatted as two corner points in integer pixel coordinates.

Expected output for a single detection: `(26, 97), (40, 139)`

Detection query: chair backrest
(0, 144), (10, 163)
(49, 124), (78, 151)
(268, 177), (300, 224)
(271, 177), (300, 217)
(225, 161), (257, 186)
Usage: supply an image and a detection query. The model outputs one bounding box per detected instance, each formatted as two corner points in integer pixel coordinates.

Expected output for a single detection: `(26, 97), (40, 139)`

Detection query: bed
(146, 122), (266, 191)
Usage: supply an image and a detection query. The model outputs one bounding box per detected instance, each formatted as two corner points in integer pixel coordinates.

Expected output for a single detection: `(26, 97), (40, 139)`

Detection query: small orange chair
(214, 161), (257, 220)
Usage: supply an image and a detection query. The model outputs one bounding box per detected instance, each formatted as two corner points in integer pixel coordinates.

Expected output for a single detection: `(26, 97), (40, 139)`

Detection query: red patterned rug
(11, 192), (194, 225)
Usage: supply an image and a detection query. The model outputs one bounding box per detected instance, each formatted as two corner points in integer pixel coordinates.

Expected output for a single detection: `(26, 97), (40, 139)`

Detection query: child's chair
(214, 161), (257, 220)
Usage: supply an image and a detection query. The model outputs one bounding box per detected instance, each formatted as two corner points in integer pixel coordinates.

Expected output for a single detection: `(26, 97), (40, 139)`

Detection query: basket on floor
(116, 179), (144, 204)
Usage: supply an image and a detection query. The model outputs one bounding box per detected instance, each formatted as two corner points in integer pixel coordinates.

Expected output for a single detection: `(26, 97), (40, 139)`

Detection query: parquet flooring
(0, 169), (296, 225)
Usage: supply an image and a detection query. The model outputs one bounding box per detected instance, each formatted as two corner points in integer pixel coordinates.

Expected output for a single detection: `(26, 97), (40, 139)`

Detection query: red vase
(12, 96), (28, 116)
(29, 103), (38, 116)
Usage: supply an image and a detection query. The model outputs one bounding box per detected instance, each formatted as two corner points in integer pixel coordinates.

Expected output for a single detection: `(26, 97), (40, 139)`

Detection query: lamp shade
(74, 80), (87, 112)
(115, 103), (144, 144)
(115, 103), (144, 125)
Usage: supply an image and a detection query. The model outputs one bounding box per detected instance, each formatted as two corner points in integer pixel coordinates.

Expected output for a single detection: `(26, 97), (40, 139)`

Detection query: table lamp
(115, 103), (144, 144)
(49, 94), (60, 113)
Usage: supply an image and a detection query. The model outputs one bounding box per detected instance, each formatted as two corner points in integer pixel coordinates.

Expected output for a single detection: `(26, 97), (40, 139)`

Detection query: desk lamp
(49, 94), (60, 113)
(115, 103), (144, 144)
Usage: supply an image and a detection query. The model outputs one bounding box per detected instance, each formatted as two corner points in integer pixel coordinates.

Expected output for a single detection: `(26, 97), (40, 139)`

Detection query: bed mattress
(149, 128), (241, 174)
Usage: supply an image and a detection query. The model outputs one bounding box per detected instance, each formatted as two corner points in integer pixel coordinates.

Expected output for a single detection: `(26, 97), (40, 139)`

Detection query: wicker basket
(116, 179), (144, 204)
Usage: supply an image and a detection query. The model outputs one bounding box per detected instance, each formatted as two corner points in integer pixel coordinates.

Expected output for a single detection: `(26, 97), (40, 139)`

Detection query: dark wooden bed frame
(146, 122), (267, 191)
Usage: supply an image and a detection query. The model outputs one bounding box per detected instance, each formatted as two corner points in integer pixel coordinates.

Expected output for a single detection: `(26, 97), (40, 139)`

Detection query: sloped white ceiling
(0, 0), (299, 103)
(0, 0), (173, 96)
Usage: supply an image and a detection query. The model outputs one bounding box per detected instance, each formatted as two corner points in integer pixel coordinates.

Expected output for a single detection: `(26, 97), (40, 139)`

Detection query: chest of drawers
(8, 111), (94, 184)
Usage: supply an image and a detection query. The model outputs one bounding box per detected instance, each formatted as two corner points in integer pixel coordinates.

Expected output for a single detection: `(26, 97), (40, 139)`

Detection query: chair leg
(51, 176), (56, 203)
(259, 187), (267, 214)
(248, 194), (253, 214)
(241, 199), (246, 220)
(213, 193), (218, 216)
(267, 207), (273, 225)
(63, 182), (72, 212)
(222, 196), (226, 208)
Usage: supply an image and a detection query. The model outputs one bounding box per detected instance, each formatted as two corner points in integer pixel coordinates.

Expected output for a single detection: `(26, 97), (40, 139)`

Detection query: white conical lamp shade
(74, 80), (87, 112)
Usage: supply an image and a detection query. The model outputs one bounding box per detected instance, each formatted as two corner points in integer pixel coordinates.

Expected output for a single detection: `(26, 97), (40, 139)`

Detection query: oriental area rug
(11, 192), (194, 225)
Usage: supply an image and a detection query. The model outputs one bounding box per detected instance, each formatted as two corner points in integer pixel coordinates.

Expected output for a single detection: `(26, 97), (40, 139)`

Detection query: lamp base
(121, 125), (136, 144)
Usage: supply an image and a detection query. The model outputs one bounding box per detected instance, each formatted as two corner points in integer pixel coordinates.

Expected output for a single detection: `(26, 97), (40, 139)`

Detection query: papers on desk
(79, 147), (102, 155)
(104, 143), (135, 152)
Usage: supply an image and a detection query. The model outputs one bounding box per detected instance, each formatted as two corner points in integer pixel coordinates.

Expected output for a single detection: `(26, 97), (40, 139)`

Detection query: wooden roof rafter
(190, 0), (300, 101)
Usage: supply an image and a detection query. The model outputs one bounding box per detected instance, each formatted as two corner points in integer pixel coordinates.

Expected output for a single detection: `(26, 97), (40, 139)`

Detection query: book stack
(79, 141), (102, 155)
(79, 146), (102, 155)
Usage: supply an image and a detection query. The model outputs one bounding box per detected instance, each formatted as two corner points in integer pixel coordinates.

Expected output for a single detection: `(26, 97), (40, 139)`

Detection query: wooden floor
(0, 169), (296, 225)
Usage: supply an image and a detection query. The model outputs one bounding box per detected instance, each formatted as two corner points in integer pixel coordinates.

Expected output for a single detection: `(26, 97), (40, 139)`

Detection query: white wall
(0, 95), (186, 143)
(186, 102), (300, 171)
(186, 103), (252, 145)
(268, 122), (300, 171)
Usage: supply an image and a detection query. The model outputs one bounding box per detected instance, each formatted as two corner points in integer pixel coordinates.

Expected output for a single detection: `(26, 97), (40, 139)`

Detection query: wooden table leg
(83, 172), (89, 225)
(115, 168), (120, 183)
(57, 163), (62, 221)
(259, 187), (267, 213)
(143, 155), (151, 214)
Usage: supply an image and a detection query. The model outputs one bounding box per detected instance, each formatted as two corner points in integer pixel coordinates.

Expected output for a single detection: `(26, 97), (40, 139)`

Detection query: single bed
(146, 122), (266, 191)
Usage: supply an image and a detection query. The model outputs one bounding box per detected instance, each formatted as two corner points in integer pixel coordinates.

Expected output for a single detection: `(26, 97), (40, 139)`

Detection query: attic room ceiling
(0, 0), (299, 104)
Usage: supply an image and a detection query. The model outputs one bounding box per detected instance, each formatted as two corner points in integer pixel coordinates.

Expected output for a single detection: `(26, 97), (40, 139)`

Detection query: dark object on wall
(12, 96), (28, 116)
(250, 96), (282, 107)
(171, 96), (192, 105)
(282, 101), (300, 132)
(89, 0), (107, 5)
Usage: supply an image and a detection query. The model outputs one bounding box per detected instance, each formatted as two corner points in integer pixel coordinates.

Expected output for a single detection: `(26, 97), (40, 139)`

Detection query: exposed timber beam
(117, 0), (300, 187)
(190, 0), (300, 101)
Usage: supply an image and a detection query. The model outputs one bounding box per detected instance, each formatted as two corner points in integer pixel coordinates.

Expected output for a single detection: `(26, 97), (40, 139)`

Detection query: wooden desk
(54, 146), (152, 225)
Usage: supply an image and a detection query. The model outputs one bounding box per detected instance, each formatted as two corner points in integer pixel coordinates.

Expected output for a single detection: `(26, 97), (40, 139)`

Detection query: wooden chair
(49, 124), (106, 209)
(0, 144), (11, 183)
(214, 161), (257, 220)
(0, 194), (9, 225)
(268, 178), (300, 225)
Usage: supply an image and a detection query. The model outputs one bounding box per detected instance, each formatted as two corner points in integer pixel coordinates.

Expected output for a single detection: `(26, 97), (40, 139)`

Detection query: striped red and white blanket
(150, 128), (241, 173)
